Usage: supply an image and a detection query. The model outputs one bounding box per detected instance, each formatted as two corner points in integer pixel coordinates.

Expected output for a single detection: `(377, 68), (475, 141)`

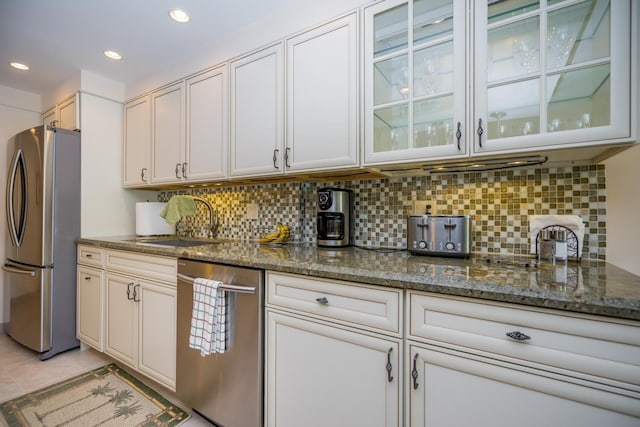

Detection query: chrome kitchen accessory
(317, 188), (353, 247)
(536, 225), (579, 262)
(407, 215), (471, 258)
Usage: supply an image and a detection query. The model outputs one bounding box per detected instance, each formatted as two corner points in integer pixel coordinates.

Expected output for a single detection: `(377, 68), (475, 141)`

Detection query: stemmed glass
(490, 111), (506, 138)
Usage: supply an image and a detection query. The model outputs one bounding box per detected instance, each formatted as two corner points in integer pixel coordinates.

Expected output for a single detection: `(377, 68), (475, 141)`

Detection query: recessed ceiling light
(103, 50), (123, 60)
(169, 9), (190, 23)
(10, 62), (30, 71)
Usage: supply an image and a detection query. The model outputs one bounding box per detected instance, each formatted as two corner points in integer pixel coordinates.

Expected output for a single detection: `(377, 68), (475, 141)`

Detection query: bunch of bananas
(259, 223), (290, 244)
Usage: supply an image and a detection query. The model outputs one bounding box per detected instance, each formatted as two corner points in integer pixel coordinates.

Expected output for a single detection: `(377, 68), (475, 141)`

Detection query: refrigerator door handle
(6, 149), (28, 247)
(2, 263), (37, 277)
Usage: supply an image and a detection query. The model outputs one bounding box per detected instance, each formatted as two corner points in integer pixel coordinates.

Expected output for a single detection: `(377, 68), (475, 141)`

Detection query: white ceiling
(0, 0), (323, 97)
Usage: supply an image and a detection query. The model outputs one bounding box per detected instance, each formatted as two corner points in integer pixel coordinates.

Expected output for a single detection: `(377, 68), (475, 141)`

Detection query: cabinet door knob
(386, 347), (394, 382)
(315, 297), (329, 304)
(506, 331), (531, 341)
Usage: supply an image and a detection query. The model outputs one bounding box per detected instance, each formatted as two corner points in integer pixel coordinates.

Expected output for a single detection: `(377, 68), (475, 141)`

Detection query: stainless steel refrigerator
(3, 125), (80, 360)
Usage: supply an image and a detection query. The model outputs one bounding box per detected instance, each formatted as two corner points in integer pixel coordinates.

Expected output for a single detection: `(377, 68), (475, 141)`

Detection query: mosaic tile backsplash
(158, 164), (606, 260)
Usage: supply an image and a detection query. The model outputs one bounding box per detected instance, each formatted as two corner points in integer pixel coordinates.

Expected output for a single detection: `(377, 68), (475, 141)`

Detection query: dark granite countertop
(77, 236), (640, 321)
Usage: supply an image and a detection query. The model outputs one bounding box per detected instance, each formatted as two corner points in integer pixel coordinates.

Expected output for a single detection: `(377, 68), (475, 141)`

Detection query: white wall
(0, 85), (42, 323)
(603, 145), (640, 276)
(79, 92), (156, 237)
(603, 3), (640, 276)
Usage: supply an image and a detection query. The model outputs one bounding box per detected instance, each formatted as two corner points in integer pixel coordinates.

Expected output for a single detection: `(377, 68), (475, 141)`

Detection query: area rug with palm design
(0, 363), (189, 427)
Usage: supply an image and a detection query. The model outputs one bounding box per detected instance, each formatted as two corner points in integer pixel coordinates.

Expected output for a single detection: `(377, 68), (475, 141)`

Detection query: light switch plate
(246, 203), (259, 220)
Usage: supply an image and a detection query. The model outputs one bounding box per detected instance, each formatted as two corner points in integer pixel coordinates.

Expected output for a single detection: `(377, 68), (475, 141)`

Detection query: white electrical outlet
(246, 203), (259, 220)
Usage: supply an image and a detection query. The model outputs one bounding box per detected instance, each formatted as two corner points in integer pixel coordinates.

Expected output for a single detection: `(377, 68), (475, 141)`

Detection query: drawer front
(77, 244), (105, 268)
(409, 292), (640, 389)
(105, 250), (177, 285)
(267, 272), (401, 336)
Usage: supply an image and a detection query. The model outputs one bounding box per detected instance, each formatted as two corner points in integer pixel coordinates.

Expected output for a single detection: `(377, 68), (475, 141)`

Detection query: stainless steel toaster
(407, 215), (471, 257)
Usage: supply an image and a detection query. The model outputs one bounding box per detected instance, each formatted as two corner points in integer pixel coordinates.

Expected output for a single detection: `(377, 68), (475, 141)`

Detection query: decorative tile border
(159, 164), (606, 259)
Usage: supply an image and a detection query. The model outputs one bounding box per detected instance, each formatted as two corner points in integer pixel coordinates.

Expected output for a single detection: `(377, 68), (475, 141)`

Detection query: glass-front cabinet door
(364, 0), (467, 166)
(474, 0), (632, 154)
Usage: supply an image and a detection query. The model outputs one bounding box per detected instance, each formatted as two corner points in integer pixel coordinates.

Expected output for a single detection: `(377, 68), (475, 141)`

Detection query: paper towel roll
(136, 202), (176, 236)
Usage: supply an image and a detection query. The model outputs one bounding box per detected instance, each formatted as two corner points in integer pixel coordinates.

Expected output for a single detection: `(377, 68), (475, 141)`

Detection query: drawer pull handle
(85, 254), (93, 258)
(386, 347), (394, 382)
(506, 331), (531, 341)
(84, 276), (91, 280)
(411, 353), (419, 390)
(315, 297), (329, 305)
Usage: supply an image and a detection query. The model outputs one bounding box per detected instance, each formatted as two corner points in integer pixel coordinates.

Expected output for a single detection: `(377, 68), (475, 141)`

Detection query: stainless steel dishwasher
(176, 259), (264, 427)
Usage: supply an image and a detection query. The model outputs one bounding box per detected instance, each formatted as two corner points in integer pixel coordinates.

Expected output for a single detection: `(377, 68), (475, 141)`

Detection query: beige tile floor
(0, 332), (211, 426)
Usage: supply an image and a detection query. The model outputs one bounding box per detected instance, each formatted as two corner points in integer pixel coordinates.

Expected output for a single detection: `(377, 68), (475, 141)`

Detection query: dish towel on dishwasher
(189, 278), (227, 355)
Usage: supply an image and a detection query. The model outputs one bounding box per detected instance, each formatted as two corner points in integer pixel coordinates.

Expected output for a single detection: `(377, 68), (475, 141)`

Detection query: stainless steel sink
(127, 237), (225, 248)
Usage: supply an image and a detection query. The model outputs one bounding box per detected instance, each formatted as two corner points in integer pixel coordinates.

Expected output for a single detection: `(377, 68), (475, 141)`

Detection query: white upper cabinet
(185, 65), (228, 182)
(285, 12), (359, 172)
(42, 107), (56, 127)
(123, 95), (151, 187)
(363, 0), (635, 166)
(151, 82), (185, 184)
(230, 43), (284, 178)
(364, 0), (468, 166)
(58, 94), (79, 130)
(474, 0), (633, 154)
(42, 93), (80, 130)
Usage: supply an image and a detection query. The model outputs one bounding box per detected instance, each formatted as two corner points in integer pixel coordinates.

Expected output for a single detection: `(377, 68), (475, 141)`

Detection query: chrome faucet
(191, 197), (219, 238)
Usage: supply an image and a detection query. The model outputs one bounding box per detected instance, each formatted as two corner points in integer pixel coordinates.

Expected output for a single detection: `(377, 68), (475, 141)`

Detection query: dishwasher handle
(177, 273), (256, 294)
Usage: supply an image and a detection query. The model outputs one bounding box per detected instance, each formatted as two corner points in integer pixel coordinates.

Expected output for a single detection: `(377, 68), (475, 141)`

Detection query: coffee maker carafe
(317, 188), (353, 247)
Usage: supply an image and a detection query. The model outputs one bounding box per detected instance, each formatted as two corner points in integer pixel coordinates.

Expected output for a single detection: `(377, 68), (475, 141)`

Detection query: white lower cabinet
(77, 245), (105, 352)
(105, 273), (138, 367)
(77, 246), (177, 391)
(137, 279), (177, 388)
(104, 272), (177, 391)
(265, 272), (403, 427)
(76, 265), (104, 351)
(408, 343), (639, 427)
(407, 291), (640, 427)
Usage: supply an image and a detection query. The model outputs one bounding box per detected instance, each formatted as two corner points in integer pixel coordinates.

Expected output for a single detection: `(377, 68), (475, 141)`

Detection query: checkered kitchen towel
(189, 278), (227, 355)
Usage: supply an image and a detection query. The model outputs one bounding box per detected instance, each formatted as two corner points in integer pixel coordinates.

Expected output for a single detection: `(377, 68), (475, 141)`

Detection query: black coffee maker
(317, 188), (353, 247)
